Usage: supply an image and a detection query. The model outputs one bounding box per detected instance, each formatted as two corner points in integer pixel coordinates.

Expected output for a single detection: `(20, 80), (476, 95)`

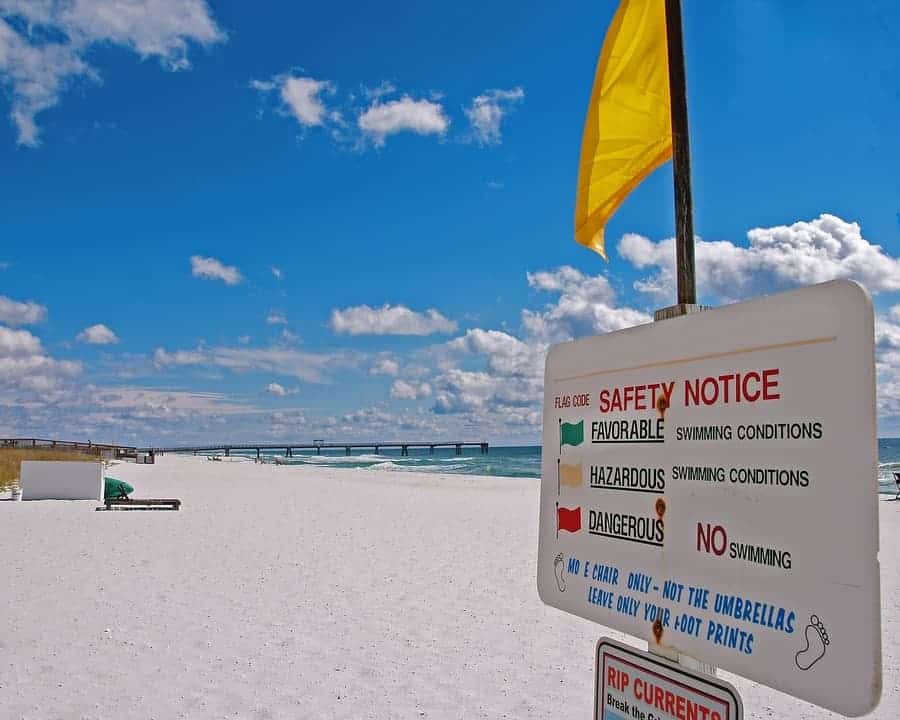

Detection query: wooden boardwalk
(1, 437), (138, 458)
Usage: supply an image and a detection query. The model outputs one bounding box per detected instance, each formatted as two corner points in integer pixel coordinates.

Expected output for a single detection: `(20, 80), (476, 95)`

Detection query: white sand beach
(1, 455), (897, 719)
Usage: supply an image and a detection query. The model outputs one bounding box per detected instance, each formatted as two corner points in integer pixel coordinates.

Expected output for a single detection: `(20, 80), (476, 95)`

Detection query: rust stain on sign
(653, 618), (664, 644)
(656, 393), (669, 419)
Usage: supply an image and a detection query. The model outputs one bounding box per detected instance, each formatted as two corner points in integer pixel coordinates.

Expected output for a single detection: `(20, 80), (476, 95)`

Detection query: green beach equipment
(104, 477), (134, 500)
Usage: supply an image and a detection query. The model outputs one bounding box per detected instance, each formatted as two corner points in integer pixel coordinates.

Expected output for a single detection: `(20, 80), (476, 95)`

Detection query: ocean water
(230, 446), (542, 478)
(227, 440), (900, 492)
(879, 437), (900, 495)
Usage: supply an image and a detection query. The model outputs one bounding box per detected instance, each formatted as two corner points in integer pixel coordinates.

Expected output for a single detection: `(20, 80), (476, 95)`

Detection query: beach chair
(97, 476), (179, 510)
(101, 497), (181, 511)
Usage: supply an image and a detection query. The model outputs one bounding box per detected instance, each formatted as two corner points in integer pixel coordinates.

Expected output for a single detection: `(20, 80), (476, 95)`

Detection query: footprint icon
(795, 614), (830, 670)
(554, 553), (566, 592)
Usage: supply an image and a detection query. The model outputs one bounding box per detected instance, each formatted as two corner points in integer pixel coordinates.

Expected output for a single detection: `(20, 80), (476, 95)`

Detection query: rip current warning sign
(538, 280), (881, 716)
(594, 638), (742, 720)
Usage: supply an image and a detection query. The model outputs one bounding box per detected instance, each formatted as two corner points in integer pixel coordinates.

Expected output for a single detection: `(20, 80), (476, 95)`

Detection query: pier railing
(0, 437), (139, 457)
(154, 441), (489, 458)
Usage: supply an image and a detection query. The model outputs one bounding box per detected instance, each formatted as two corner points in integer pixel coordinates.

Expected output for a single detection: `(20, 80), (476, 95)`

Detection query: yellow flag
(560, 461), (583, 488)
(575, 0), (672, 259)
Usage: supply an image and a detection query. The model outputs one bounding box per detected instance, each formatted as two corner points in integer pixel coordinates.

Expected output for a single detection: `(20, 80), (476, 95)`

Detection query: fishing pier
(156, 441), (489, 459)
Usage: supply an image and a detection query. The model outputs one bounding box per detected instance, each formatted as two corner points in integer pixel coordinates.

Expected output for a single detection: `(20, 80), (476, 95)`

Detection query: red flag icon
(557, 506), (582, 533)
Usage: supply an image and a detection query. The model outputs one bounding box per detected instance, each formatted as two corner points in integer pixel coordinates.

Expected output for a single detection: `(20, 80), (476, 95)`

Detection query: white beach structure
(19, 460), (103, 500)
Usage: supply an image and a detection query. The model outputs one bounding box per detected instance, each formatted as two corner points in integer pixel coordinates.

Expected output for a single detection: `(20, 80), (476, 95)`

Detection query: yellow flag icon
(574, 0), (672, 259)
(560, 462), (583, 488)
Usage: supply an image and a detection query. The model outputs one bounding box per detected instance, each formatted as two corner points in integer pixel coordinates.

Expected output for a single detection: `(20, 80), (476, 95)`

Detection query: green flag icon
(560, 420), (584, 448)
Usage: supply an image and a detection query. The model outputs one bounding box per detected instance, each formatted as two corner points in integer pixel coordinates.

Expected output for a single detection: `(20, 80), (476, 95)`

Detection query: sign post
(538, 280), (881, 716)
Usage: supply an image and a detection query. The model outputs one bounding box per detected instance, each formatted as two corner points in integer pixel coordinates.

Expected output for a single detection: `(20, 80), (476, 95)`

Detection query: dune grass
(0, 448), (101, 490)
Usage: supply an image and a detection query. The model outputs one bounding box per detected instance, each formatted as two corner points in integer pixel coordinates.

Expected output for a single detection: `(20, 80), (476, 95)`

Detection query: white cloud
(190, 255), (242, 285)
(358, 96), (449, 146)
(363, 80), (397, 100)
(266, 311), (287, 325)
(369, 358), (400, 377)
(464, 87), (524, 145)
(430, 335), (544, 417)
(0, 325), (41, 355)
(0, 382), (483, 446)
(875, 305), (900, 433)
(252, 73), (334, 129)
(448, 329), (540, 378)
(76, 323), (118, 345)
(620, 214), (900, 303)
(280, 75), (331, 126)
(522, 266), (651, 343)
(266, 408), (307, 436)
(88, 387), (253, 416)
(420, 265), (649, 430)
(265, 381), (298, 397)
(0, 324), (80, 393)
(253, 74), (478, 150)
(0, 295), (46, 325)
(876, 307), (900, 361)
(152, 347), (205, 367)
(390, 379), (431, 400)
(0, 384), (269, 445)
(153, 344), (355, 383)
(432, 368), (535, 414)
(271, 266), (283, 280)
(0, 354), (80, 392)
(329, 304), (457, 336)
(320, 404), (441, 438)
(0, 1), (224, 145)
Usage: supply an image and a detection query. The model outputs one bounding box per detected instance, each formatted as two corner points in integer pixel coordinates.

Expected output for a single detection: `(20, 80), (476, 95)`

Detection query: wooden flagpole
(656, 0), (700, 320)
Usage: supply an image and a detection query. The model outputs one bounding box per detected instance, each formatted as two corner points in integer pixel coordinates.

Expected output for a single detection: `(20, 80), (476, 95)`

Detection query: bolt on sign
(537, 280), (881, 716)
(595, 638), (742, 720)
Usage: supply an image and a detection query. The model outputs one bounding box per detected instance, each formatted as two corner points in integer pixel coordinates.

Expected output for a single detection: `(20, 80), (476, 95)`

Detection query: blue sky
(1, 0), (899, 444)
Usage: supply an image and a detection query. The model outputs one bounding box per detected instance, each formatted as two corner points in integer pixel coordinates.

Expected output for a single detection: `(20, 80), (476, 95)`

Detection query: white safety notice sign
(537, 280), (881, 716)
(595, 638), (742, 720)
